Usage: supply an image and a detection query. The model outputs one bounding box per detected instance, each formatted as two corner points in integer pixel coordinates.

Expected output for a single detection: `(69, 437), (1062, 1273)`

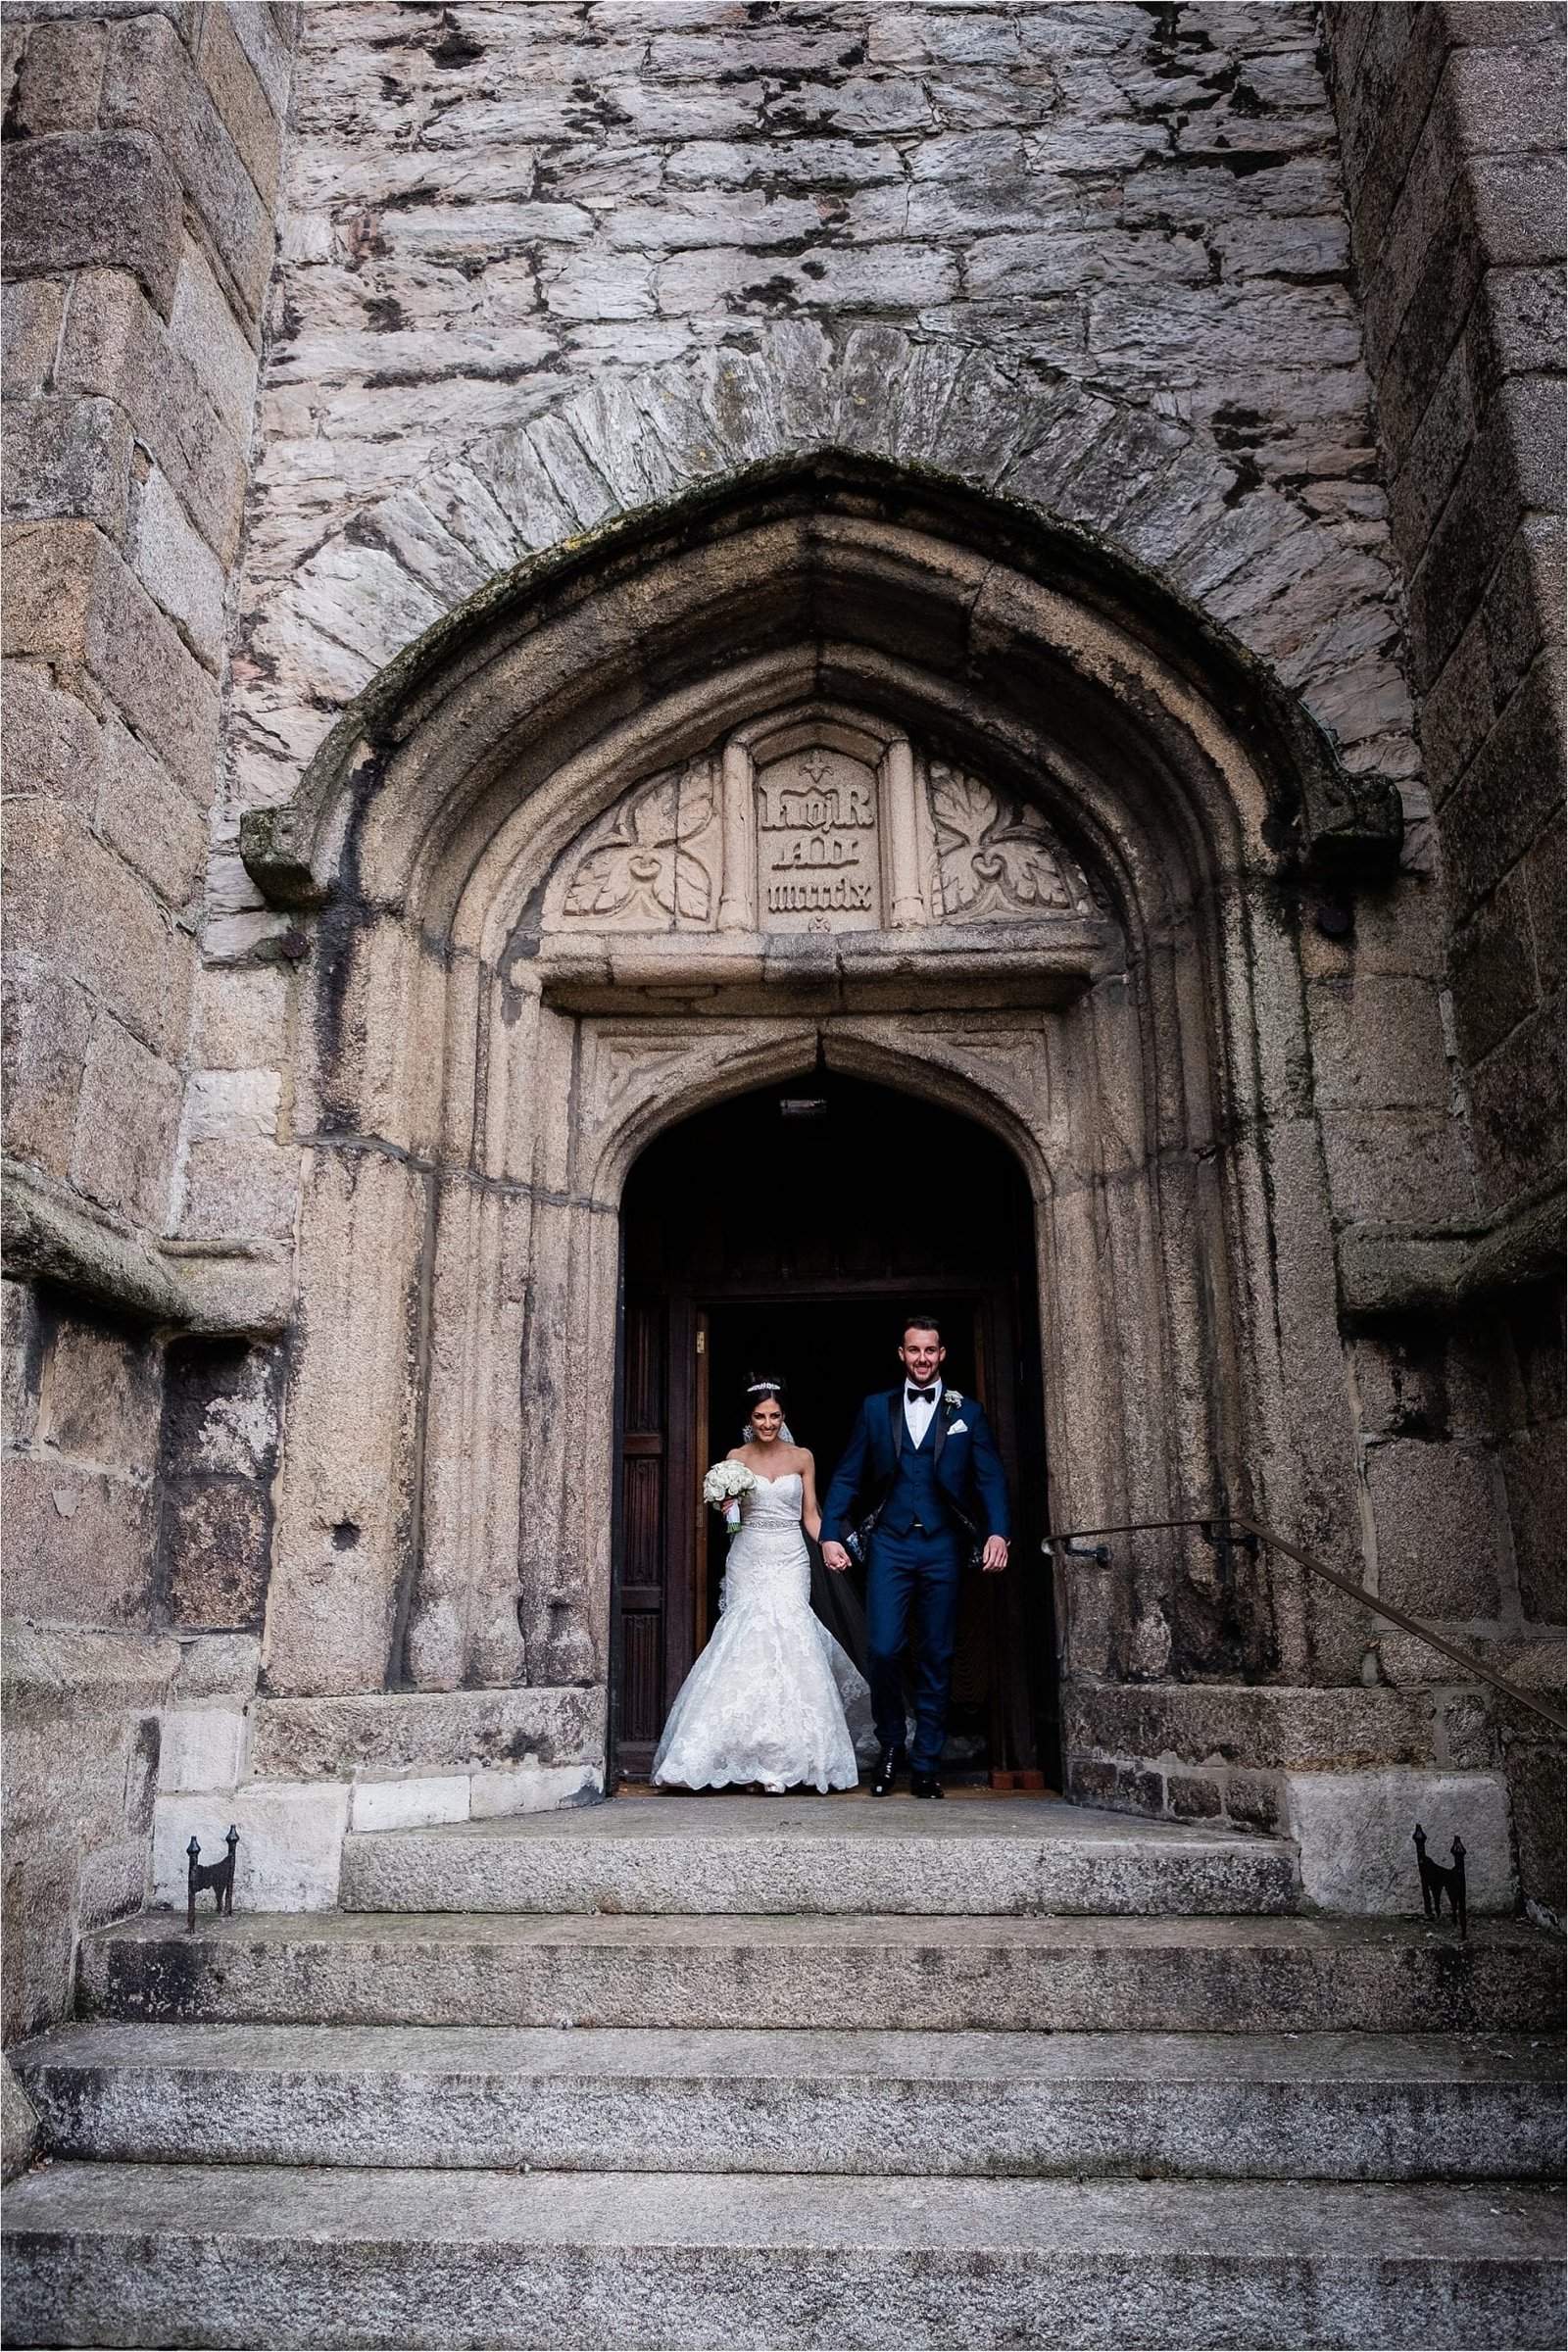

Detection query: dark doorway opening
(613, 1071), (1055, 1786)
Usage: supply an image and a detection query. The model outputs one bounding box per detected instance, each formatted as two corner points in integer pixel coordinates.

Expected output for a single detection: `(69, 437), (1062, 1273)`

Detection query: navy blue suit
(820, 1389), (1011, 1772)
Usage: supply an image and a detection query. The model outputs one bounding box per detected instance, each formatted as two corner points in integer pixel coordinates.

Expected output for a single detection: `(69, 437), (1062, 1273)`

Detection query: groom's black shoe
(871, 1743), (906, 1796)
(909, 1769), (944, 1799)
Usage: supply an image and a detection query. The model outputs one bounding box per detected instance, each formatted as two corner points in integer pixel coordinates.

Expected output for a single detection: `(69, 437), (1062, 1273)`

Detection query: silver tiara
(746, 1381), (782, 1395)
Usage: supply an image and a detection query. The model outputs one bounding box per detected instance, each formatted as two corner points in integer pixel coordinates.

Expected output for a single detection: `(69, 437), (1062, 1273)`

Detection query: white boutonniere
(943, 1388), (963, 1408)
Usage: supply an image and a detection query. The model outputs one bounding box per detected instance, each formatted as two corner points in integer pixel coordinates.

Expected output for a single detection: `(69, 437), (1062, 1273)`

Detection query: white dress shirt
(903, 1375), (946, 1448)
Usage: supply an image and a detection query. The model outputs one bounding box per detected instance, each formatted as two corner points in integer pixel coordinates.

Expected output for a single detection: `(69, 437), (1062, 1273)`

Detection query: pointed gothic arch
(253, 456), (1396, 1784)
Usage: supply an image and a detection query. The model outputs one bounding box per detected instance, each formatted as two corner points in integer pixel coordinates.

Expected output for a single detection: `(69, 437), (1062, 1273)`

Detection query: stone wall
(1326, 1), (1565, 1229)
(224, 0), (1420, 824)
(1, 0), (298, 2036)
(1321, 1), (1565, 1912)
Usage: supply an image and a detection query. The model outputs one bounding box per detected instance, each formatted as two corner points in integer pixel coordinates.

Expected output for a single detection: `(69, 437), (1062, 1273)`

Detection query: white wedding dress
(652, 1471), (875, 1792)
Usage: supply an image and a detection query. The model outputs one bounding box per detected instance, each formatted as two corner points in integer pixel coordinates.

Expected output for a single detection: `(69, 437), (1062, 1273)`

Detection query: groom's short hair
(901, 1311), (943, 1344)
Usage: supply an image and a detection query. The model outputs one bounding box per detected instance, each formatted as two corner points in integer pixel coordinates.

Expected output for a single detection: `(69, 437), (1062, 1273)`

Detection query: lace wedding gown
(652, 1470), (875, 1793)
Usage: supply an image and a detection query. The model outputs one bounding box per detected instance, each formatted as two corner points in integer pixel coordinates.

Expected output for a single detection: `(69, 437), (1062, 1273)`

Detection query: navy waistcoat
(881, 1416), (959, 1538)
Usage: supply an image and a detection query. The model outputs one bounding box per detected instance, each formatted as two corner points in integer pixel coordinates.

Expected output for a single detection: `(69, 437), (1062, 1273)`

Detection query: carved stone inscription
(756, 748), (882, 932)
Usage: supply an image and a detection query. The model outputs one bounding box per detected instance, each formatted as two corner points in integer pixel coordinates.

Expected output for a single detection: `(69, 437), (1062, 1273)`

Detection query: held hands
(820, 1537), (1007, 1573)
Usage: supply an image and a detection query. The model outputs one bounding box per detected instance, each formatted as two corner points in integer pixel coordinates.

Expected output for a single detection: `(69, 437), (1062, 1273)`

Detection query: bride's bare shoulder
(725, 1445), (750, 1463)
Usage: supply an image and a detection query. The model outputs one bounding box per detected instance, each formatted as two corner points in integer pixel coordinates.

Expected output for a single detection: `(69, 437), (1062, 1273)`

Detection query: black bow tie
(906, 1387), (937, 1404)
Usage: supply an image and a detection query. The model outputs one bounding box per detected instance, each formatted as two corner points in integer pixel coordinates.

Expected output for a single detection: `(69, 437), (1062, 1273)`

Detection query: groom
(820, 1314), (1010, 1797)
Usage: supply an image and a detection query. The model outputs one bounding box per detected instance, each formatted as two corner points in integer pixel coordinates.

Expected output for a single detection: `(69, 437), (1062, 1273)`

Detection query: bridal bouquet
(703, 1459), (757, 1530)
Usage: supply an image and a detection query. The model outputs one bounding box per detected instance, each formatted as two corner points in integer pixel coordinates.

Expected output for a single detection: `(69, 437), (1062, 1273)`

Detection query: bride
(652, 1376), (874, 1794)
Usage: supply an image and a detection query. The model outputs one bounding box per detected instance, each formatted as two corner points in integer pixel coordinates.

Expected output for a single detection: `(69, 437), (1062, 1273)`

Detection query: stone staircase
(4, 1794), (1564, 2348)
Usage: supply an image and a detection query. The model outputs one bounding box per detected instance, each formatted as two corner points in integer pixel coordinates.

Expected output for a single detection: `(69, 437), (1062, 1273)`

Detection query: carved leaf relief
(929, 765), (1090, 921)
(560, 763), (716, 929)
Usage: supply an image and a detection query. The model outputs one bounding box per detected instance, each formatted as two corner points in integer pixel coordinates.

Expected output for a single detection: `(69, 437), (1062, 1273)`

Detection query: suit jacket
(819, 1387), (1012, 1551)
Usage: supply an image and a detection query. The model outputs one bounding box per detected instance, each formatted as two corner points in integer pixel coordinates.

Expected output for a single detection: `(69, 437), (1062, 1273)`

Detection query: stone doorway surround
(161, 459), (1513, 1919)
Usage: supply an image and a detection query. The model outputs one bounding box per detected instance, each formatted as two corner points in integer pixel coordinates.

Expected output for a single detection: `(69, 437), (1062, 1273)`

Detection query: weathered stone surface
(5, 2162), (1562, 2351)
(1, 1620), (179, 2039)
(1063, 1685), (1440, 1773)
(101, 12), (275, 317)
(42, 1304), (162, 1473)
(192, 964), (290, 1069)
(1, 276), (67, 398)
(193, 1), (286, 212)
(1338, 1188), (1566, 1318)
(1, 2059), (39, 2186)
(95, 712), (209, 912)
(1, 395), (134, 538)
(172, 1633), (262, 1705)
(151, 1783), (351, 1914)
(3, 795), (187, 1059)
(253, 1688), (607, 1782)
(1, 130), (183, 318)
(78, 1906), (1568, 2038)
(129, 464), (229, 672)
(3, 14), (109, 140)
(261, 1147), (429, 1696)
(340, 1796), (1300, 1920)
(348, 1776), (470, 1835)
(70, 1010), (183, 1227)
(169, 238), (260, 437)
(17, 2021), (1564, 2183)
(75, 1838), (146, 1934)
(0, 0), (292, 2056)
(468, 1762), (605, 1819)
(1326, 0), (1566, 1287)
(1363, 1437), (1508, 1619)
(4, 518), (220, 807)
(1318, 1107), (1474, 1227)
(160, 1479), (272, 1632)
(0, 659), (100, 816)
(158, 1707), (250, 1795)
(176, 1129), (299, 1241)
(3, 968), (94, 1182)
(0, 1454), (158, 1629)
(55, 266), (249, 562)
(0, 1161), (182, 1327)
(1284, 1767), (1516, 1914)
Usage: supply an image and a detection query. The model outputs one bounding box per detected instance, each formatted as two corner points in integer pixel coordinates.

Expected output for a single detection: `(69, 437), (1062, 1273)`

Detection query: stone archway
(614, 1065), (1054, 1783)
(247, 456), (1404, 1818)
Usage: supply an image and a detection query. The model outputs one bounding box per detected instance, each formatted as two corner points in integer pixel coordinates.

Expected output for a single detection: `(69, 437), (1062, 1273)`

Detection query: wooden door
(613, 1297), (667, 1774)
(614, 1072), (1058, 1785)
(613, 1294), (703, 1778)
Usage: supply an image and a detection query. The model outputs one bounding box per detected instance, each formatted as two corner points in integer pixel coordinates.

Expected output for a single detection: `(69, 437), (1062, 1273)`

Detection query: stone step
(81, 1910), (1565, 2035)
(5, 2163), (1561, 2349)
(339, 1794), (1299, 1916)
(16, 2022), (1564, 2182)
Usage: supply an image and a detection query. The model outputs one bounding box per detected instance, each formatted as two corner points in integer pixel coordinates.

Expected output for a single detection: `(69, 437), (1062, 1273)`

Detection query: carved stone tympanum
(544, 728), (1098, 947)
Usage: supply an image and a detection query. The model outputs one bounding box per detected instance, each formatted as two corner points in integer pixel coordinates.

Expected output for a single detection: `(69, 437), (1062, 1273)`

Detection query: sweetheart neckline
(746, 1469), (802, 1487)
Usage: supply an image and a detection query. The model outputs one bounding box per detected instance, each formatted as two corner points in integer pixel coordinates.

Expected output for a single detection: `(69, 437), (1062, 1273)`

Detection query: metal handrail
(1042, 1510), (1566, 1732)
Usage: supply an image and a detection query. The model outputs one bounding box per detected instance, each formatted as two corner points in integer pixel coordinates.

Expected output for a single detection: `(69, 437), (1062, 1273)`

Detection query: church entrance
(613, 1072), (1055, 1785)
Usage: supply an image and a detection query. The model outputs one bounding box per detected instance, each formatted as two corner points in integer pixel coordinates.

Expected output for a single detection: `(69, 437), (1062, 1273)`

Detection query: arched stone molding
(243, 456), (1400, 929)
(251, 487), (1373, 1722)
(226, 327), (1418, 876)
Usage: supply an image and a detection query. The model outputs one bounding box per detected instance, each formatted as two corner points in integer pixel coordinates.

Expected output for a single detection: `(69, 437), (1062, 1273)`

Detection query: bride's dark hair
(744, 1372), (787, 1414)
